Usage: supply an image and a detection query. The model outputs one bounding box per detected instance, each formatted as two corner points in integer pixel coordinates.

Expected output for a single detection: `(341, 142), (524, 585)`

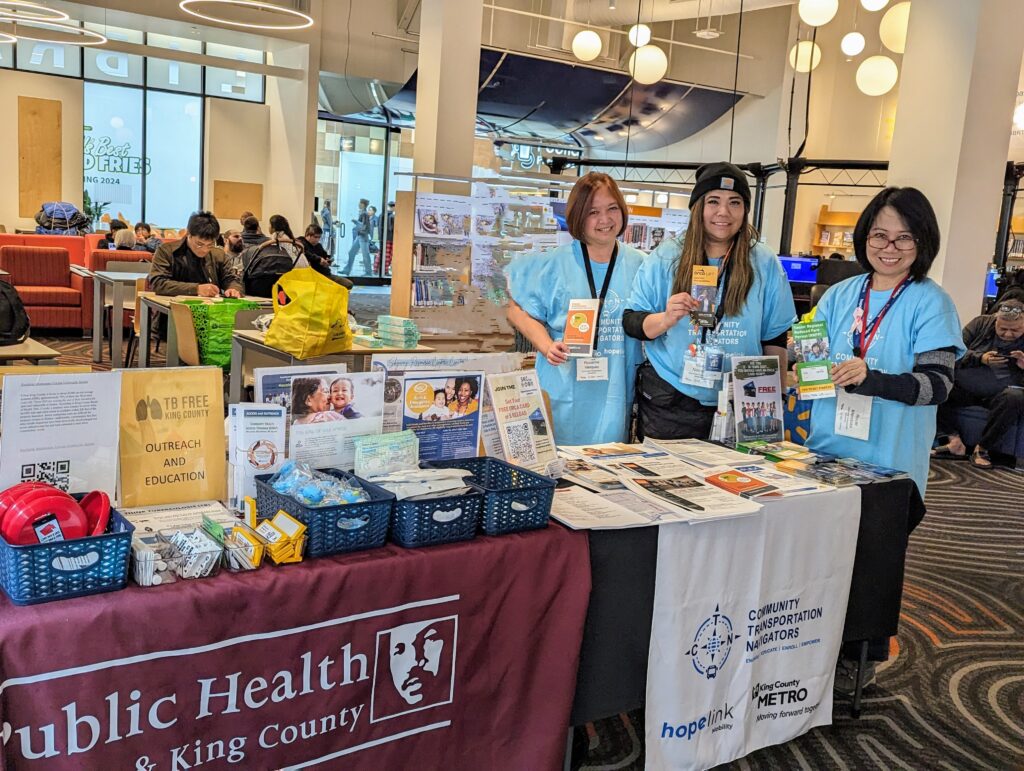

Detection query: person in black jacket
(240, 216), (269, 249)
(935, 290), (1024, 467)
(97, 219), (128, 250)
(296, 224), (332, 277)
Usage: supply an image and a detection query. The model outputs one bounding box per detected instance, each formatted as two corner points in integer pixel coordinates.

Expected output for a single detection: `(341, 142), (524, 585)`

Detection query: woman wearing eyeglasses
(806, 187), (965, 497)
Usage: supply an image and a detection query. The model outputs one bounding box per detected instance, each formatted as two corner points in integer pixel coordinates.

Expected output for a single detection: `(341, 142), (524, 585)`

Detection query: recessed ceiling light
(0, 1), (68, 22)
(179, 0), (314, 31)
(0, 18), (107, 45)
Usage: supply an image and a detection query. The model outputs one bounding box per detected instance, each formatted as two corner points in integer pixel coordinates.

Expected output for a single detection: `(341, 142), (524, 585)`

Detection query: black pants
(635, 361), (716, 441)
(936, 367), (1024, 450)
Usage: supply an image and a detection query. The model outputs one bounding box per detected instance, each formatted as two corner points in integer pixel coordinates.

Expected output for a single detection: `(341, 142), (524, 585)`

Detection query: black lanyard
(580, 241), (618, 346)
(700, 248), (733, 346)
(853, 273), (912, 358)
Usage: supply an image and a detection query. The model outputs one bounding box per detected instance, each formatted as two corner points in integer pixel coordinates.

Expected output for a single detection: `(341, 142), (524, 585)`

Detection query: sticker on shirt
(835, 389), (872, 440)
(576, 356), (609, 382)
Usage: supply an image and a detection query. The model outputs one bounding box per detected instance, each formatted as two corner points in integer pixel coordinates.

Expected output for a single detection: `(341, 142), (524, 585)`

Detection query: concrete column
(413, 0), (484, 193)
(887, 0), (1024, 320)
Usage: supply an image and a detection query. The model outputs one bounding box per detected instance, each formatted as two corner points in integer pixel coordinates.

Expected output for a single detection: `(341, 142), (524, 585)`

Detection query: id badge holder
(702, 346), (724, 381)
(682, 345), (716, 388)
(576, 356), (609, 381)
(835, 389), (872, 440)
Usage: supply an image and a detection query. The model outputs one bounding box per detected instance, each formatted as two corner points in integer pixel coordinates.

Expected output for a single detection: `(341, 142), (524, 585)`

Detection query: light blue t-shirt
(806, 275), (965, 496)
(505, 240), (645, 445)
(626, 239), (797, 405)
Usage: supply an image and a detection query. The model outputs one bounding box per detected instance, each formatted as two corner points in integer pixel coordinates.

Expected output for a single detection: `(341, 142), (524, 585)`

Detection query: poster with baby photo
(287, 372), (385, 471)
(400, 372), (484, 461)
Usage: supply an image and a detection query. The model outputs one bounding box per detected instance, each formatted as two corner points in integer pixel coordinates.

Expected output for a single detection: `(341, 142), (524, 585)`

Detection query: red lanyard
(855, 274), (911, 359)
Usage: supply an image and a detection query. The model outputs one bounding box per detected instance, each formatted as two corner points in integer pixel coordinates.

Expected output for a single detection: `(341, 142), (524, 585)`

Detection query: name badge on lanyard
(834, 274), (911, 440)
(573, 242), (618, 381)
(577, 356), (609, 381)
(681, 344), (720, 388)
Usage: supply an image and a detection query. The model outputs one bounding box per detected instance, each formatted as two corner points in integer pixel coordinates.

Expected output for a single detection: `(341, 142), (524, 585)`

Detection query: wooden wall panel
(212, 181), (263, 225)
(18, 96), (62, 217)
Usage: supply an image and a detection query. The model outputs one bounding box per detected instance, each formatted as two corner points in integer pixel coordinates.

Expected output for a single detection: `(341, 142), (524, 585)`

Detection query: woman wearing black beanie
(623, 161), (797, 440)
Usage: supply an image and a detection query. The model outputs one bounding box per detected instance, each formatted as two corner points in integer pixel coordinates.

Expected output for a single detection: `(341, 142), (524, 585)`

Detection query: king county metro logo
(687, 604), (736, 680)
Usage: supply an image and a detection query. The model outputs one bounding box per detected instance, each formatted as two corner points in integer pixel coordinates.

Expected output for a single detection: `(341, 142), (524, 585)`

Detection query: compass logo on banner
(687, 605), (736, 680)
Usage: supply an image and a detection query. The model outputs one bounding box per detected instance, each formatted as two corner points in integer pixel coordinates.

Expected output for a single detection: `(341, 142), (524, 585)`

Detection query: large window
(84, 82), (144, 226)
(205, 42), (264, 103)
(84, 83), (201, 229)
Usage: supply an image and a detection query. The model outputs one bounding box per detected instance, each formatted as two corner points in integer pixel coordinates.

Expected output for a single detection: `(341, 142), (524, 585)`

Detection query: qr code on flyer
(503, 420), (537, 465)
(21, 460), (71, 491)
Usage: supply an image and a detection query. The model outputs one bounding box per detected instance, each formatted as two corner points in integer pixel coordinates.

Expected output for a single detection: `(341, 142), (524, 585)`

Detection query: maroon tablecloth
(0, 524), (590, 770)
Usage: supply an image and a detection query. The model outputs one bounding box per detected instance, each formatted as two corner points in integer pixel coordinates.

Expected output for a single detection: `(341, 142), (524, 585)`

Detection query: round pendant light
(788, 40), (822, 72)
(178, 0), (314, 31)
(0, 18), (107, 45)
(0, 1), (68, 22)
(841, 31), (866, 56)
(797, 0), (839, 27)
(571, 29), (602, 61)
(879, 1), (911, 54)
(628, 23), (651, 47)
(628, 44), (668, 85)
(860, 0), (889, 10)
(856, 55), (899, 95)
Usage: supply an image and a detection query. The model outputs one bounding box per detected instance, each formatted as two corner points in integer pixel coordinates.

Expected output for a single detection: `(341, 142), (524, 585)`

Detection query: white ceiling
(564, 0), (794, 25)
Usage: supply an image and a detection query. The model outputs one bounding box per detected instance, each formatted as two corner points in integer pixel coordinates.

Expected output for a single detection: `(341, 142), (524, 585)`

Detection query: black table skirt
(569, 479), (924, 725)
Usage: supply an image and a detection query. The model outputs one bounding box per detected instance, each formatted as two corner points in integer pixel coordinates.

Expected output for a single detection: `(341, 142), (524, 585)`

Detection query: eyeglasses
(189, 236), (216, 251)
(867, 233), (917, 251)
(997, 304), (1024, 319)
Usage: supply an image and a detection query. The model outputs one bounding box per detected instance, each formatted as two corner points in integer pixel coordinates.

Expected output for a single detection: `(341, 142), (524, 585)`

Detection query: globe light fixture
(879, 1), (911, 54)
(860, 0), (889, 11)
(856, 54), (899, 95)
(179, 0), (314, 31)
(788, 40), (822, 73)
(797, 0), (839, 27)
(628, 23), (651, 47)
(628, 44), (668, 84)
(571, 29), (602, 61)
(841, 31), (866, 56)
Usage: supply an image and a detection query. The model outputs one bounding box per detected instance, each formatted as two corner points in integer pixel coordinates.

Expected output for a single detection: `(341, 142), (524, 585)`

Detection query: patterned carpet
(572, 460), (1024, 770)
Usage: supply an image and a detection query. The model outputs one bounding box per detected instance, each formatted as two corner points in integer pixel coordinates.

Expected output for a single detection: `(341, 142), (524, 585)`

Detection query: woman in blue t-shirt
(624, 162), (796, 439)
(505, 173), (645, 445)
(806, 187), (965, 497)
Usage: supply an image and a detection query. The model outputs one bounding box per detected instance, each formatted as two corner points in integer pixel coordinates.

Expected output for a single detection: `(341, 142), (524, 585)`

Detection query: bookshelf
(812, 205), (859, 256)
(1007, 214), (1024, 264)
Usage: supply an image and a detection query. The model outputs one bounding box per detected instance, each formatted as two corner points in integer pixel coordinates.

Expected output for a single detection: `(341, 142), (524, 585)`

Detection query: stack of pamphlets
(775, 460), (858, 487)
(835, 457), (909, 482)
(560, 456), (624, 492)
(644, 437), (753, 469)
(736, 440), (835, 464)
(377, 315), (421, 347)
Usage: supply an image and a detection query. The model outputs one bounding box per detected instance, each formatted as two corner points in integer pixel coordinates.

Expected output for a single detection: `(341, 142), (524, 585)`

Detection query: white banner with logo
(645, 487), (860, 770)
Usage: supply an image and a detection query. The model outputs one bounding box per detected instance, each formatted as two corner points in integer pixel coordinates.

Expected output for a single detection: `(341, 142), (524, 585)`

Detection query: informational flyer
(691, 265), (719, 327)
(414, 193), (472, 239)
(372, 352), (522, 433)
(0, 365), (91, 422)
(288, 372), (385, 471)
(119, 367), (226, 507)
(622, 474), (762, 524)
(480, 370), (556, 472)
(353, 430), (419, 479)
(254, 364), (348, 412)
(227, 404), (286, 511)
(563, 299), (600, 357)
(731, 356), (785, 443)
(793, 320), (836, 399)
(0, 372), (121, 496)
(400, 371), (484, 461)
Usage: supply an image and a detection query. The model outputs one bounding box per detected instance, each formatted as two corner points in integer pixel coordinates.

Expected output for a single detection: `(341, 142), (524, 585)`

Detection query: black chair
(815, 259), (866, 286)
(809, 283), (829, 308)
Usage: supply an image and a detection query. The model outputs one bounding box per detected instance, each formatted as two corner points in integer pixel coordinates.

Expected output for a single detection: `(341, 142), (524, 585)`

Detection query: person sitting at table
(97, 219), (128, 250)
(291, 377), (343, 425)
(133, 222), (161, 253)
(329, 377), (363, 419)
(113, 229), (137, 251)
(148, 211), (243, 298)
(933, 290), (1024, 467)
(296, 223), (333, 278)
(240, 215), (269, 249)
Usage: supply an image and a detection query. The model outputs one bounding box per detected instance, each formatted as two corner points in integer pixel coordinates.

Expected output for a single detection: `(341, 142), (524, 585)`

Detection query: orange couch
(0, 234), (88, 268)
(88, 249), (151, 273)
(0, 246), (90, 332)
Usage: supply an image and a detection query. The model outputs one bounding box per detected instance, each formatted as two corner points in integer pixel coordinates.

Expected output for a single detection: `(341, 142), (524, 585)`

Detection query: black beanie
(689, 162), (751, 210)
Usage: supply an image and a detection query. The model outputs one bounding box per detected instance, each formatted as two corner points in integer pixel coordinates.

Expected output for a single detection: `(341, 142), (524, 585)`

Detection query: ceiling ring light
(0, 1), (69, 22)
(0, 18), (107, 45)
(0, 29), (15, 43)
(178, 0), (314, 31)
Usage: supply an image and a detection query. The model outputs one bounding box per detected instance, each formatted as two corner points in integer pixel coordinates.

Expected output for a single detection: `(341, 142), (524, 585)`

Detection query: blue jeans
(344, 234), (371, 276)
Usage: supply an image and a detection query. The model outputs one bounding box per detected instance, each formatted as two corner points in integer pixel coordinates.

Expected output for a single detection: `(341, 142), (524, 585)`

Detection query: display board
(391, 185), (690, 345)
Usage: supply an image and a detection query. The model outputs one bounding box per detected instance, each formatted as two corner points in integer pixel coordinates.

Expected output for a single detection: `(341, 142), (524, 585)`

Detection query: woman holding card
(623, 162), (796, 440)
(505, 172), (645, 444)
(805, 187), (964, 496)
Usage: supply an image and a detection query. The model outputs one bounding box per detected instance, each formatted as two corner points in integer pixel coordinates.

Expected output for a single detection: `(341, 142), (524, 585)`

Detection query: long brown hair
(669, 195), (760, 317)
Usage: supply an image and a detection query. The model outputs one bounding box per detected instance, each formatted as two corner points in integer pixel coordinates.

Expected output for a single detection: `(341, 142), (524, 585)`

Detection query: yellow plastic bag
(264, 268), (353, 359)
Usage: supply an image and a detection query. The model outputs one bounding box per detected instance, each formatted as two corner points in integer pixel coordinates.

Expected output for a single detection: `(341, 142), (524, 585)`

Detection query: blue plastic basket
(428, 457), (555, 535)
(0, 510), (134, 606)
(390, 470), (483, 548)
(254, 469), (393, 558)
